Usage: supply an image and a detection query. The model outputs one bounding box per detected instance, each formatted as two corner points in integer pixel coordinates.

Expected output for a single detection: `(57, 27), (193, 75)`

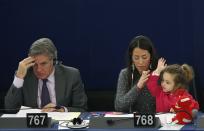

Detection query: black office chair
(188, 77), (198, 101)
(86, 90), (115, 111)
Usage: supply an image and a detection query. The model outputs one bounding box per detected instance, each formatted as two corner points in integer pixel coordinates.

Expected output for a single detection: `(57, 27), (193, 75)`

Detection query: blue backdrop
(0, 0), (204, 110)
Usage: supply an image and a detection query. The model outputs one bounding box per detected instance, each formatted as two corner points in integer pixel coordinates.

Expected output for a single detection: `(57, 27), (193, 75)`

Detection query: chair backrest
(188, 78), (198, 101)
(86, 90), (115, 111)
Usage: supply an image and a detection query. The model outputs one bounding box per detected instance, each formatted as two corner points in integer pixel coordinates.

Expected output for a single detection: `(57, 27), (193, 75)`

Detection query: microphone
(131, 64), (135, 87)
(129, 64), (135, 113)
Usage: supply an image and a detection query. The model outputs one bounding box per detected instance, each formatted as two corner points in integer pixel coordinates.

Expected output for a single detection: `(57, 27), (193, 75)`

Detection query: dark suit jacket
(5, 64), (87, 112)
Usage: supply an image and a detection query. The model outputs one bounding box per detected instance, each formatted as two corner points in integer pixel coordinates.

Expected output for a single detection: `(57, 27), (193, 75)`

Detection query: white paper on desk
(19, 106), (80, 121)
(18, 110), (81, 121)
(156, 113), (175, 126)
(15, 106), (41, 117)
(159, 124), (184, 130)
(48, 112), (80, 121)
(1, 114), (18, 118)
(1, 106), (41, 118)
(104, 113), (133, 117)
(3, 106), (80, 121)
(156, 113), (184, 130)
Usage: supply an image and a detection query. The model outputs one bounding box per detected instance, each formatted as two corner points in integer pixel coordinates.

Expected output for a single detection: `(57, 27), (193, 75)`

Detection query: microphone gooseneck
(129, 64), (135, 113)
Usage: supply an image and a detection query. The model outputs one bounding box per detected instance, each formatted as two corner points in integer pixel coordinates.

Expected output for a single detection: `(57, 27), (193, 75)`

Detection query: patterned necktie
(41, 79), (51, 108)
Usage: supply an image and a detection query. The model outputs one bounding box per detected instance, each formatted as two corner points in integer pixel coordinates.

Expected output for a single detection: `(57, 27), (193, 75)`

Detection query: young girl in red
(145, 58), (199, 113)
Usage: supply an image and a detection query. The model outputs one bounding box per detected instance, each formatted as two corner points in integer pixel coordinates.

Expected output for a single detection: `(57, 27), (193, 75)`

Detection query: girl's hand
(154, 58), (167, 75)
(170, 108), (175, 113)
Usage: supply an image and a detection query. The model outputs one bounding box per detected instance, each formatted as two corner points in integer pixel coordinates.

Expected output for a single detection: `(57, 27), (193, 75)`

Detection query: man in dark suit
(5, 38), (87, 112)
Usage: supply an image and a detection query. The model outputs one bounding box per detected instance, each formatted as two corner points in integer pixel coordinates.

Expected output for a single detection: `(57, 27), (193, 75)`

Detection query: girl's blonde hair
(159, 64), (194, 90)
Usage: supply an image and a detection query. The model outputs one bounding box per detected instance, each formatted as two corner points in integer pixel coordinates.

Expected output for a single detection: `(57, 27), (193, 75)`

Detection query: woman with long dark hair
(115, 35), (158, 113)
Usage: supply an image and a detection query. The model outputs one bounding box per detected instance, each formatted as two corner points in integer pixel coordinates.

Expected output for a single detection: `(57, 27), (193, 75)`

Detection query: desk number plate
(133, 113), (155, 127)
(27, 113), (48, 128)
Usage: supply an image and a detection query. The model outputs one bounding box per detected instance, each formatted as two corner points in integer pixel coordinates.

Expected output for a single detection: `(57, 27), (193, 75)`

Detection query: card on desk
(10, 106), (81, 121)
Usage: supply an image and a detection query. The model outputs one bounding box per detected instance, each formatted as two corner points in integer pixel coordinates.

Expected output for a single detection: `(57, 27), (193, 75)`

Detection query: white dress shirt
(13, 69), (68, 111)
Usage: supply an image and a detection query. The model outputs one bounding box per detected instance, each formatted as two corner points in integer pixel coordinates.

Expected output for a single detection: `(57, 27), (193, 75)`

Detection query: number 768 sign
(133, 113), (155, 127)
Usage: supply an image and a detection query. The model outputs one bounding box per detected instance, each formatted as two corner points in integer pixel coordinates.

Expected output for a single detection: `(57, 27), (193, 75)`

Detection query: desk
(0, 111), (203, 130)
(53, 112), (204, 130)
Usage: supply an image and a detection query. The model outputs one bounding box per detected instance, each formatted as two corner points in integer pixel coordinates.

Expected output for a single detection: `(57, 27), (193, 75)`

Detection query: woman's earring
(149, 63), (152, 69)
